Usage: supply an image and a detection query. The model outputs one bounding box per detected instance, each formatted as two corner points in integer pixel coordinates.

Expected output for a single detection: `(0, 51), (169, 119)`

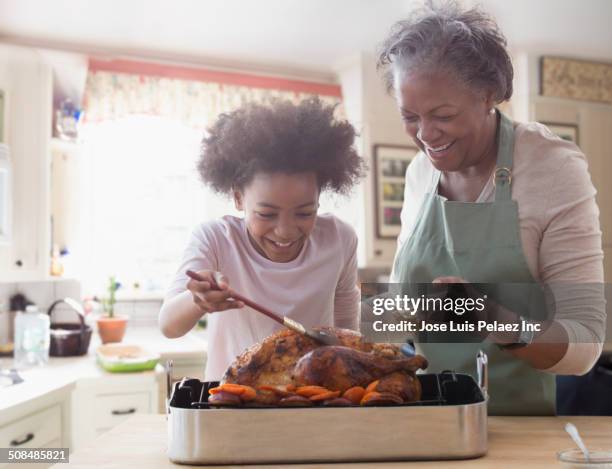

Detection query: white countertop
(0, 326), (207, 419)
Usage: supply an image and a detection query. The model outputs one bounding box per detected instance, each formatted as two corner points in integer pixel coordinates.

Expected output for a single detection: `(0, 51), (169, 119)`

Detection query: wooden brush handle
(185, 270), (285, 326)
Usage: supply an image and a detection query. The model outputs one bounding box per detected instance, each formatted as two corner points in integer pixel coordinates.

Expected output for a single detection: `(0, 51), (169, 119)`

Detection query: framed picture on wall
(542, 122), (579, 146)
(373, 144), (419, 239)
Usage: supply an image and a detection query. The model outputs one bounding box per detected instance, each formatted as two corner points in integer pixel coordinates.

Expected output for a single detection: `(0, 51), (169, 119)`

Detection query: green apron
(393, 111), (555, 416)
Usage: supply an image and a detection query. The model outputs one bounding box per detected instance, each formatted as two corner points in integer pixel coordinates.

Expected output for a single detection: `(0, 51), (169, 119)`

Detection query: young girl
(159, 97), (364, 381)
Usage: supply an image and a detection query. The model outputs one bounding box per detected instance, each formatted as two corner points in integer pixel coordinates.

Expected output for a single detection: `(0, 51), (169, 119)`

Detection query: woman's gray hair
(377, 0), (513, 103)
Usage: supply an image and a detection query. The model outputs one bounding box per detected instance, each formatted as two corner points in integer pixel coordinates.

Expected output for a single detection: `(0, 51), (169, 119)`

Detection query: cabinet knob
(10, 432), (34, 446)
(15, 259), (23, 267)
(111, 408), (136, 415)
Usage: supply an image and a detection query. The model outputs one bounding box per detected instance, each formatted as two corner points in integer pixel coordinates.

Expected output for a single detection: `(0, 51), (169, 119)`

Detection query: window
(77, 114), (237, 295)
(63, 59), (358, 298)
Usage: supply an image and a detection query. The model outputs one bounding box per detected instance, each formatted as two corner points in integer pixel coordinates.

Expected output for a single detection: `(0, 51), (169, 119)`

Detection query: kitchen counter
(0, 327), (207, 422)
(56, 414), (612, 468)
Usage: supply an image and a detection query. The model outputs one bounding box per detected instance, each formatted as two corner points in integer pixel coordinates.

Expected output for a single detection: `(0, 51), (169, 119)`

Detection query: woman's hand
(432, 275), (467, 284)
(430, 275), (492, 339)
(186, 270), (244, 314)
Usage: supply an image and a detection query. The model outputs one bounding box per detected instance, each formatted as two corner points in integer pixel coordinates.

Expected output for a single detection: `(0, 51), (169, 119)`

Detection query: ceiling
(0, 0), (611, 82)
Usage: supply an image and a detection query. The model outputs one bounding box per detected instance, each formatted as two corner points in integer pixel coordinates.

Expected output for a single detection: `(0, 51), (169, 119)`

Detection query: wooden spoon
(186, 270), (339, 346)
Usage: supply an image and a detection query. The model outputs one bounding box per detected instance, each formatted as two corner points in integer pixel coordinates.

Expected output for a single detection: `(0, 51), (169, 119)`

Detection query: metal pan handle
(166, 359), (173, 414)
(477, 350), (488, 400)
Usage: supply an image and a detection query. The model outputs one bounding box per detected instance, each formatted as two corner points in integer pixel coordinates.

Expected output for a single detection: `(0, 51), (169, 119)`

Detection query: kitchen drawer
(0, 405), (61, 449)
(0, 439), (62, 469)
(94, 392), (150, 430)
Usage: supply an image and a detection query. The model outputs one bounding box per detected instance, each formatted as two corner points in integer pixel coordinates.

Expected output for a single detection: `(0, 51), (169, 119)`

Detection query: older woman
(377, 2), (605, 415)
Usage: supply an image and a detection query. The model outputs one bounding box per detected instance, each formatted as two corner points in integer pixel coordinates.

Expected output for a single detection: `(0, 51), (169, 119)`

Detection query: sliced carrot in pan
(365, 380), (380, 393)
(257, 385), (295, 398)
(296, 385), (329, 397)
(343, 386), (366, 405)
(360, 391), (381, 405)
(309, 390), (341, 402)
(209, 383), (257, 401)
(239, 385), (257, 401)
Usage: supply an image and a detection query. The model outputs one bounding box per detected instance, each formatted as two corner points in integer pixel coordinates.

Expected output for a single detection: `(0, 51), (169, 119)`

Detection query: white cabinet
(0, 45), (53, 281)
(0, 143), (11, 245)
(70, 372), (160, 451)
(50, 138), (82, 267)
(169, 358), (205, 382)
(0, 388), (71, 469)
(0, 405), (61, 449)
(93, 392), (151, 435)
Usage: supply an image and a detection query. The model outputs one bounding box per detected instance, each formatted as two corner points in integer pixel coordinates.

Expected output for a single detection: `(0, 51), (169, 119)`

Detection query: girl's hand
(186, 270), (244, 314)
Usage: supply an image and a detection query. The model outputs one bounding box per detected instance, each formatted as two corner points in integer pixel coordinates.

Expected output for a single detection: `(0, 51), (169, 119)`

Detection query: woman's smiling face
(394, 68), (495, 172)
(235, 172), (319, 263)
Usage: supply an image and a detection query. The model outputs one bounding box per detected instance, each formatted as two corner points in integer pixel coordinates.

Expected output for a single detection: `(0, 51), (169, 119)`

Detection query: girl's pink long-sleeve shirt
(161, 214), (360, 381)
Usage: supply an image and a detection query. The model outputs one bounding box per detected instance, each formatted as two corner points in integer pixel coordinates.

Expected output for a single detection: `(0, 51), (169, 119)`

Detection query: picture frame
(541, 122), (579, 146)
(372, 144), (419, 239)
(540, 56), (612, 105)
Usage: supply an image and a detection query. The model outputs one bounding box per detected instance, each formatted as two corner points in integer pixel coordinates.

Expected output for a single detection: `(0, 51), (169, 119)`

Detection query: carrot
(343, 386), (366, 405)
(365, 380), (379, 393)
(286, 384), (297, 392)
(309, 390), (341, 402)
(239, 385), (257, 401)
(296, 385), (329, 397)
(360, 391), (381, 405)
(208, 383), (244, 395)
(208, 386), (226, 395)
(257, 385), (294, 398)
(209, 383), (256, 401)
(361, 392), (403, 406)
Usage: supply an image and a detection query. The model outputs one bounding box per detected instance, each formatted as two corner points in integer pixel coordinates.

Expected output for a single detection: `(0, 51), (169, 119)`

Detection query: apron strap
(494, 111), (515, 202)
(430, 167), (442, 194)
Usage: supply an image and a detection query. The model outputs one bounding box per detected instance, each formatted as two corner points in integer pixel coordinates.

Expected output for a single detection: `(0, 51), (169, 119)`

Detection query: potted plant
(96, 276), (128, 344)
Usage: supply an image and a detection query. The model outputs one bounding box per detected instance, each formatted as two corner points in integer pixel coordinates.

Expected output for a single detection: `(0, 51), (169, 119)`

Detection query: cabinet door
(0, 50), (52, 281)
(0, 405), (62, 450)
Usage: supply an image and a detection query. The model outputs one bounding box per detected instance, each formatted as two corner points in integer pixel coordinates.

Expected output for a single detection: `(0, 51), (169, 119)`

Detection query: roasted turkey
(293, 346), (427, 395)
(219, 327), (427, 406)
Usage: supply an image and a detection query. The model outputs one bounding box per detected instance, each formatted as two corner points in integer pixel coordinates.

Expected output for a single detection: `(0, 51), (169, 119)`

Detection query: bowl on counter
(558, 449), (612, 468)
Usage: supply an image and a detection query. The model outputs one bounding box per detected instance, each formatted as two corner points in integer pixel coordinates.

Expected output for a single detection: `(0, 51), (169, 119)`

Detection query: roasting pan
(166, 352), (489, 465)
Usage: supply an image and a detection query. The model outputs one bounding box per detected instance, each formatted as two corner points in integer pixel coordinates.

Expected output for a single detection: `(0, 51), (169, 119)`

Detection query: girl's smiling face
(234, 172), (320, 263)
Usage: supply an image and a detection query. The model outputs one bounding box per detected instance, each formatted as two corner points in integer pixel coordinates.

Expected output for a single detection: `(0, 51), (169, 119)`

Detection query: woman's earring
(490, 108), (496, 115)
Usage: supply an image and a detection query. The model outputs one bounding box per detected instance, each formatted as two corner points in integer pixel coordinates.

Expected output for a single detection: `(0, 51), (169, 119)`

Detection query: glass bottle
(14, 305), (50, 368)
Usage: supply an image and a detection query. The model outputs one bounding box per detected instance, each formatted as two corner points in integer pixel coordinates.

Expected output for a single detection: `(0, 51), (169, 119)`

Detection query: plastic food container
(96, 344), (159, 372)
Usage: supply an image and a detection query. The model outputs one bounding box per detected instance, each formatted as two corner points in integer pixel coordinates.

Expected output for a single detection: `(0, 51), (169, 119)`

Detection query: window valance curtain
(83, 58), (343, 128)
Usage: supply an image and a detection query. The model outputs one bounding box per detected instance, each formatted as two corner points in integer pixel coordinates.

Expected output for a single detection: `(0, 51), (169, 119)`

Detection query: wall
(512, 52), (612, 281)
(0, 279), (162, 349)
(337, 51), (409, 270)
